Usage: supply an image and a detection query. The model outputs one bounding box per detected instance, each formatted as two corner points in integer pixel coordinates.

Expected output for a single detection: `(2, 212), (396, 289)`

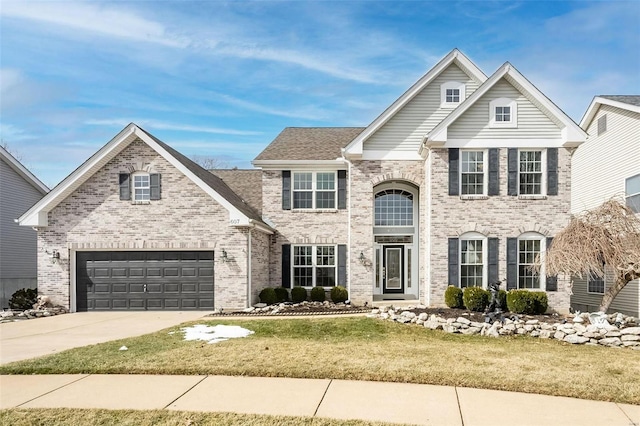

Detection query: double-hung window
(293, 172), (335, 209)
(461, 151), (485, 195)
(519, 150), (543, 195)
(133, 173), (150, 202)
(518, 236), (543, 289)
(625, 174), (640, 213)
(460, 237), (484, 288)
(292, 245), (336, 287)
(588, 274), (605, 294)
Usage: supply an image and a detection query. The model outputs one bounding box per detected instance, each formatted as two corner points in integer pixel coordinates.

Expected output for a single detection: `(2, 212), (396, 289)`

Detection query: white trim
(425, 154), (432, 306)
(440, 139), (565, 148)
(291, 170), (337, 210)
(580, 96), (640, 129)
(441, 81), (466, 108)
(360, 150), (424, 160)
(252, 159), (347, 169)
(70, 249), (77, 313)
(489, 98), (518, 128)
(132, 171), (151, 202)
(344, 48), (487, 157)
(0, 145), (49, 195)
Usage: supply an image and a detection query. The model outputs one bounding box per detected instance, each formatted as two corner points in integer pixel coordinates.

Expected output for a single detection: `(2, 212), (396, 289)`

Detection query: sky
(1, 0), (639, 188)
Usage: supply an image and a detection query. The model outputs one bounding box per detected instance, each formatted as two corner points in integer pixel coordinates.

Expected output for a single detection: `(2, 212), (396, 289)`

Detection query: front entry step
(371, 300), (420, 308)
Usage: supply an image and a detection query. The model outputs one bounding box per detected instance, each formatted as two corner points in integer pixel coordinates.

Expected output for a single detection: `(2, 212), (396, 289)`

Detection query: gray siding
(448, 79), (562, 140)
(0, 158), (45, 307)
(571, 268), (639, 316)
(365, 64), (480, 152)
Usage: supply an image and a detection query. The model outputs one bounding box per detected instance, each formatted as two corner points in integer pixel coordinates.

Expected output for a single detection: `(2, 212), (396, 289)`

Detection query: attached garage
(76, 251), (214, 311)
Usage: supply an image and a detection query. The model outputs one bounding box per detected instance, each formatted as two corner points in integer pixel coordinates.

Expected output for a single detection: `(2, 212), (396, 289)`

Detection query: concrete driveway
(0, 311), (209, 365)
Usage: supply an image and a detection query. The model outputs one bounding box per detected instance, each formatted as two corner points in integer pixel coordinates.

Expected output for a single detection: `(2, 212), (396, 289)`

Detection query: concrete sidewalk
(1, 374), (637, 426)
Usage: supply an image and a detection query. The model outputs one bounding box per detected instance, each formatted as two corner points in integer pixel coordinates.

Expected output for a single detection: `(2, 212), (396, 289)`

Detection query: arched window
(374, 189), (413, 226)
(518, 232), (545, 289)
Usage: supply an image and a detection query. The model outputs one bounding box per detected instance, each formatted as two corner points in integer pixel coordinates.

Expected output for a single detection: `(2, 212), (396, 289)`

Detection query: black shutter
(508, 148), (518, 196)
(338, 244), (347, 286)
(449, 148), (459, 196)
(119, 173), (130, 200)
(547, 148), (558, 196)
(448, 238), (459, 286)
(282, 171), (291, 210)
(506, 237), (518, 290)
(488, 148), (500, 196)
(282, 244), (291, 288)
(337, 170), (347, 210)
(150, 173), (161, 200)
(488, 237), (499, 284)
(546, 237), (557, 291)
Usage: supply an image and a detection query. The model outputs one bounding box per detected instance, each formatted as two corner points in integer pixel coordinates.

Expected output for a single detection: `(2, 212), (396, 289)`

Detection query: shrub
(9, 288), (38, 310)
(310, 286), (326, 302)
(506, 290), (548, 314)
(258, 287), (277, 305)
(274, 287), (289, 303)
(291, 286), (308, 303)
(330, 286), (348, 303)
(463, 286), (489, 312)
(497, 290), (508, 311)
(444, 286), (464, 308)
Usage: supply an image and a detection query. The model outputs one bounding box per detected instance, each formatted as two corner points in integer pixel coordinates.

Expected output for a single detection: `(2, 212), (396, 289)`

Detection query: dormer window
(490, 98), (517, 128)
(441, 81), (465, 108)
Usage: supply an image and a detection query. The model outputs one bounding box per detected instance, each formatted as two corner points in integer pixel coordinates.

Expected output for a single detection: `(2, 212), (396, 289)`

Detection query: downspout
(246, 228), (252, 308)
(341, 149), (353, 299)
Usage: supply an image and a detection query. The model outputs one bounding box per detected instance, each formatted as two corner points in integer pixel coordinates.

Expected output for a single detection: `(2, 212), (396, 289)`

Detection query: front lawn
(1, 317), (638, 404)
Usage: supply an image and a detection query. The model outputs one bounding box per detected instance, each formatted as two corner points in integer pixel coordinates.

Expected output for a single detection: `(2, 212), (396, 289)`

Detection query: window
(374, 189), (413, 226)
(133, 173), (150, 202)
(588, 274), (605, 294)
(293, 172), (335, 209)
(460, 238), (484, 288)
(597, 115), (607, 136)
(625, 174), (640, 213)
(518, 236), (544, 289)
(489, 98), (517, 128)
(461, 150), (485, 195)
(292, 245), (336, 287)
(441, 81), (465, 107)
(519, 150), (543, 195)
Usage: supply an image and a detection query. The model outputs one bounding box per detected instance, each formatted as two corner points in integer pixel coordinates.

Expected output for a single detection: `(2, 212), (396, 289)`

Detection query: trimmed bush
(497, 290), (508, 311)
(258, 287), (277, 305)
(506, 290), (548, 314)
(274, 287), (289, 303)
(291, 286), (308, 303)
(9, 288), (38, 310)
(330, 286), (348, 303)
(463, 286), (489, 312)
(444, 286), (464, 308)
(310, 286), (326, 302)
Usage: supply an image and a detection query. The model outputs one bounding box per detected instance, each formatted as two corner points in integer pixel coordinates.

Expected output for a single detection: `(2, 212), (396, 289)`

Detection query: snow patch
(181, 324), (254, 344)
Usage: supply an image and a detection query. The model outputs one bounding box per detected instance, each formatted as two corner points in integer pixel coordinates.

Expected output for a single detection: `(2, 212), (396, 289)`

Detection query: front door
(383, 245), (404, 293)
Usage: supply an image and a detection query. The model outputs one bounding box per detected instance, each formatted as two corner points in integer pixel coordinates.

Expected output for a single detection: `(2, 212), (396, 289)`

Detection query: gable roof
(19, 124), (272, 233)
(425, 62), (587, 148)
(580, 95), (640, 129)
(343, 48), (487, 158)
(0, 145), (49, 195)
(211, 169), (263, 216)
(253, 127), (364, 165)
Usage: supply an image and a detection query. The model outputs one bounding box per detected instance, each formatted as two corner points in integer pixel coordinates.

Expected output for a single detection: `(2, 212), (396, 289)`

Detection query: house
(19, 49), (587, 313)
(0, 145), (49, 308)
(570, 96), (640, 316)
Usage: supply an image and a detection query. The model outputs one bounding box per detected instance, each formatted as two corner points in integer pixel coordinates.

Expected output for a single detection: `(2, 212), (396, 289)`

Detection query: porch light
(49, 249), (60, 264)
(221, 249), (230, 263)
(359, 252), (366, 264)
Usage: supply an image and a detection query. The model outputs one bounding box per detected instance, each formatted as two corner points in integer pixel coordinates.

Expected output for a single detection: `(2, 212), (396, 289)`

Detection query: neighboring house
(19, 49), (587, 313)
(571, 96), (640, 316)
(0, 146), (49, 308)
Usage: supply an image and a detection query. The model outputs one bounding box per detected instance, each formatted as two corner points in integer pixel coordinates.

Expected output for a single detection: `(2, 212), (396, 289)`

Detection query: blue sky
(1, 1), (639, 188)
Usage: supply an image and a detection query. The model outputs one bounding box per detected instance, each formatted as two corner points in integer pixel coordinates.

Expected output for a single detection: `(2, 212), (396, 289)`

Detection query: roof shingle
(599, 95), (640, 107)
(254, 127), (365, 161)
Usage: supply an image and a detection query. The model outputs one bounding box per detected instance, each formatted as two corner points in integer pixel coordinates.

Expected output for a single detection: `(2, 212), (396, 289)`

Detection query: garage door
(76, 251), (214, 311)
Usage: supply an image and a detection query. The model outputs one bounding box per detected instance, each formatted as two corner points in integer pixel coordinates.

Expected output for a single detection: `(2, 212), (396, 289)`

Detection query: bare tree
(1, 140), (24, 162)
(545, 199), (640, 312)
(190, 155), (229, 170)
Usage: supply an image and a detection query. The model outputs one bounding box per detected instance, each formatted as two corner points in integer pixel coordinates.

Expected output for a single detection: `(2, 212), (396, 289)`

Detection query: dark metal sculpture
(484, 281), (504, 323)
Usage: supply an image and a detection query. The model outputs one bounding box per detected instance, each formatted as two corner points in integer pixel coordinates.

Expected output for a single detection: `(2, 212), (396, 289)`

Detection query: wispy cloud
(85, 119), (263, 136)
(213, 93), (329, 120)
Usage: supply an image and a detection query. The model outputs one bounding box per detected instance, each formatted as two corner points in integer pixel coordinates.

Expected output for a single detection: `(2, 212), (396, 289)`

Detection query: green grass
(2, 317), (639, 404)
(0, 408), (407, 426)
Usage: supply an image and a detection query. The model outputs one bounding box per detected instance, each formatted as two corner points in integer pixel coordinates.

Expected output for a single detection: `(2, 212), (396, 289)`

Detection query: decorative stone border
(210, 301), (369, 317)
(0, 307), (68, 323)
(368, 306), (640, 350)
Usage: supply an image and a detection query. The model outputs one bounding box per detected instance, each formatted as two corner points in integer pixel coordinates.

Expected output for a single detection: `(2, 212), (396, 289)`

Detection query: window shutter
(282, 244), (291, 288)
(488, 148), (499, 196)
(337, 244), (347, 286)
(150, 173), (161, 200)
(119, 173), (131, 200)
(506, 237), (518, 290)
(449, 148), (459, 196)
(547, 148), (558, 196)
(448, 238), (459, 286)
(507, 148), (518, 196)
(337, 170), (347, 210)
(488, 237), (499, 284)
(546, 237), (557, 291)
(282, 171), (291, 210)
